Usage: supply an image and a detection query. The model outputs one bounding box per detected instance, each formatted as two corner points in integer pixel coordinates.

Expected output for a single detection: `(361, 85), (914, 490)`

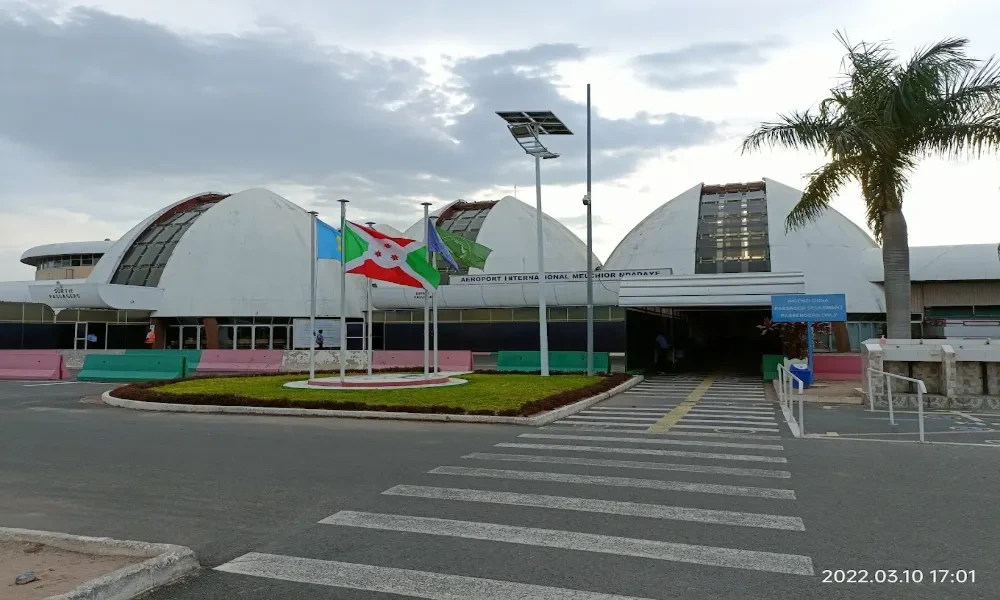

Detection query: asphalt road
(1, 377), (997, 599)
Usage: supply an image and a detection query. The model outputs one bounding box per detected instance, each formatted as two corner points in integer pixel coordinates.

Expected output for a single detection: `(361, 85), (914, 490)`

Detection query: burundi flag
(343, 221), (441, 290)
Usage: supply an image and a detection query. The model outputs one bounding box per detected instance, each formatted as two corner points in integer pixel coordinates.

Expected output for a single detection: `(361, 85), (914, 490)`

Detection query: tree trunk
(882, 209), (912, 339)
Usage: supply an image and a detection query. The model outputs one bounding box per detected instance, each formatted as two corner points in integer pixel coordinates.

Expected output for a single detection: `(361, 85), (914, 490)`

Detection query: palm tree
(743, 33), (1000, 338)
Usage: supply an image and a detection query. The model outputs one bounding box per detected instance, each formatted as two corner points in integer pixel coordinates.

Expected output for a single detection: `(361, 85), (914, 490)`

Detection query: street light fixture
(497, 110), (574, 376)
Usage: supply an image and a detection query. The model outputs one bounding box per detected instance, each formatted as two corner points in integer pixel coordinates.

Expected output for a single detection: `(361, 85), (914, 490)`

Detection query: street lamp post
(585, 84), (594, 376)
(496, 111), (573, 377)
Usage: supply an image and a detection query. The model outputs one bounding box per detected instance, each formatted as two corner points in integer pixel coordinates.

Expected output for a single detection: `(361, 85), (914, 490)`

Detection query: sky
(2, 0), (1000, 281)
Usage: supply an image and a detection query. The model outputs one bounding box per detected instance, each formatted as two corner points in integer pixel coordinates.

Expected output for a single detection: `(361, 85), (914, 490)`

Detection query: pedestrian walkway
(214, 375), (815, 598)
(546, 374), (783, 436)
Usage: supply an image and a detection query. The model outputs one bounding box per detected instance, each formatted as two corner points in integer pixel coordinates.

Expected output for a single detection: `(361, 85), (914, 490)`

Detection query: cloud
(0, 4), (718, 228)
(631, 40), (783, 90)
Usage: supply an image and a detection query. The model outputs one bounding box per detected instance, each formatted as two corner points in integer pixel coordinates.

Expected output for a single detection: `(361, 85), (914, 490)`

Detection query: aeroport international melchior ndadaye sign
(451, 269), (670, 285)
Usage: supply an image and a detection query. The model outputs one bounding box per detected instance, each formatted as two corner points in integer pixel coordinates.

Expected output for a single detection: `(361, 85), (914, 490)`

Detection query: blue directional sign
(770, 294), (847, 323)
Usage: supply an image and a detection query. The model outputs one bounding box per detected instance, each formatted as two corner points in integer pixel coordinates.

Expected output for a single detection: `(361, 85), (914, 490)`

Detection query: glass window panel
(218, 326), (235, 349)
(235, 326), (253, 349)
(272, 326), (289, 349)
(609, 306), (626, 321)
(547, 307), (567, 321)
(512, 308), (536, 322)
(128, 266), (151, 286)
(385, 310), (411, 322)
(254, 326), (270, 349)
(57, 309), (79, 323)
(166, 326), (181, 349)
(461, 309), (491, 322)
(437, 309), (461, 322)
(488, 308), (512, 321)
(0, 302), (23, 321)
(566, 307), (588, 320)
(183, 326), (201, 349)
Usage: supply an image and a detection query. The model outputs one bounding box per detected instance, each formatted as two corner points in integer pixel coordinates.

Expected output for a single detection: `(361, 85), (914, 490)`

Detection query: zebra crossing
(546, 375), (783, 435)
(214, 374), (815, 598)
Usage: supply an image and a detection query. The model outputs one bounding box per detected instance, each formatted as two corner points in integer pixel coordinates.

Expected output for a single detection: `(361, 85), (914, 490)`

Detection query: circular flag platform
(283, 371), (470, 391)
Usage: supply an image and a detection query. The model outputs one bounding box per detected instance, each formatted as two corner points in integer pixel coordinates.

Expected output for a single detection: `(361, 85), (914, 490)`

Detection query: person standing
(315, 329), (325, 350)
(654, 332), (670, 374)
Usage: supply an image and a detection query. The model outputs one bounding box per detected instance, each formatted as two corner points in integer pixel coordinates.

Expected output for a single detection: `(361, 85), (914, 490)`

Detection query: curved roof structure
(863, 243), (1000, 282)
(20, 240), (116, 266)
(606, 178), (885, 312)
(402, 196), (600, 274)
(88, 188), (367, 317)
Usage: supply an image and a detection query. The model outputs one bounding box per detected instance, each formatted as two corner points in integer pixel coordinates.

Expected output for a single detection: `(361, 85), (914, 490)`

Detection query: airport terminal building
(3, 179), (999, 369)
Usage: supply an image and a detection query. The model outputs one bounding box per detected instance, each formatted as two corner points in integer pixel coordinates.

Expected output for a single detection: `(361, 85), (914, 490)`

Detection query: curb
(0, 527), (198, 600)
(100, 375), (644, 426)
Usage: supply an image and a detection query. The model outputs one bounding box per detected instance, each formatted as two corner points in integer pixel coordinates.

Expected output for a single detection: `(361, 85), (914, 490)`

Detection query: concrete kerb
(0, 527), (198, 600)
(100, 375), (644, 425)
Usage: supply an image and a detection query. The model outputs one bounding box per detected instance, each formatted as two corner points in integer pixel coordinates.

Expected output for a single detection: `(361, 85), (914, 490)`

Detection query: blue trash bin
(788, 364), (813, 388)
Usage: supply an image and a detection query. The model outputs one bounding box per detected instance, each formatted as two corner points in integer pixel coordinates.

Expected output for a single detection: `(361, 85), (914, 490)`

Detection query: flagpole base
(285, 371), (470, 391)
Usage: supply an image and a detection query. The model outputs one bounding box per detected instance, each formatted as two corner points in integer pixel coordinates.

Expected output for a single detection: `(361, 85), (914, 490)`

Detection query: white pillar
(535, 155), (549, 376)
(338, 200), (348, 383)
(308, 211), (318, 380)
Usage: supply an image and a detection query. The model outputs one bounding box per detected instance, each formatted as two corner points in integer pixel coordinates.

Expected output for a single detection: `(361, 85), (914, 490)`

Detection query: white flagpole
(338, 199), (349, 383)
(308, 211), (318, 380)
(364, 223), (376, 376)
(432, 253), (439, 374)
(421, 203), (431, 378)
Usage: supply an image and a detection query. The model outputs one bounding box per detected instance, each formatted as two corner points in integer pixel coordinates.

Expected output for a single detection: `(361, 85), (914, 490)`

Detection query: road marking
(954, 411), (986, 424)
(518, 433), (784, 450)
(21, 381), (94, 387)
(681, 418), (778, 426)
(494, 442), (787, 463)
(216, 553), (656, 599)
(462, 452), (792, 478)
(321, 511), (813, 575)
(561, 415), (660, 422)
(647, 376), (715, 433)
(674, 424), (780, 433)
(580, 409), (668, 416)
(689, 407), (774, 414)
(428, 466), (796, 499)
(684, 413), (776, 422)
(556, 421), (652, 428)
(384, 485), (805, 531)
(539, 426), (783, 440)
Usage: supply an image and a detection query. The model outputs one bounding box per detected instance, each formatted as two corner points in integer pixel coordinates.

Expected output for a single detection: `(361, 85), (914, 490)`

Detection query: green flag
(436, 227), (492, 270)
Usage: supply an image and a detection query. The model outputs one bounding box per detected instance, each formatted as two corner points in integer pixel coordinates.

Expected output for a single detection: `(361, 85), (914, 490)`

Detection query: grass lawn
(153, 373), (605, 412)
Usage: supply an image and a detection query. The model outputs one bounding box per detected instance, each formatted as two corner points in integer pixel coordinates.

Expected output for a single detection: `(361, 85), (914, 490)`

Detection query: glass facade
(34, 253), (104, 270)
(695, 182), (771, 274)
(111, 194), (227, 287)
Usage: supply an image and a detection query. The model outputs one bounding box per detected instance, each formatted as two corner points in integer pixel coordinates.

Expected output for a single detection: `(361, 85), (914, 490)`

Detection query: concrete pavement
(0, 377), (997, 599)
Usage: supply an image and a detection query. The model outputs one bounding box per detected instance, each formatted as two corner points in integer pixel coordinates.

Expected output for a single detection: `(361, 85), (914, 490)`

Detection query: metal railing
(866, 368), (927, 443)
(776, 363), (805, 436)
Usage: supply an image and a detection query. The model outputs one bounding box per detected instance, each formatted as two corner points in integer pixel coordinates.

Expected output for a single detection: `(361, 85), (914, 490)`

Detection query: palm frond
(919, 120), (1000, 158)
(890, 38), (979, 128)
(785, 158), (857, 232)
(932, 56), (1000, 124)
(741, 110), (833, 154)
(858, 158), (911, 242)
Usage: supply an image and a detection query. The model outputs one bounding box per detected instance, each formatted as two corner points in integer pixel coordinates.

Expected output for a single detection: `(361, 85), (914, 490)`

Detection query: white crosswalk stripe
(674, 424), (780, 432)
(216, 553), (658, 599)
(518, 433), (784, 450)
(321, 511), (813, 575)
(382, 485), (806, 530)
(212, 374), (815, 596)
(495, 442), (787, 463)
(463, 452), (793, 478)
(427, 466), (796, 499)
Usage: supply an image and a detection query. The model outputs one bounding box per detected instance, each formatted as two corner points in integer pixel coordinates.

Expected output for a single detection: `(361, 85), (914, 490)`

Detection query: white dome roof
(403, 196), (600, 274)
(606, 179), (885, 313)
(89, 188), (366, 318)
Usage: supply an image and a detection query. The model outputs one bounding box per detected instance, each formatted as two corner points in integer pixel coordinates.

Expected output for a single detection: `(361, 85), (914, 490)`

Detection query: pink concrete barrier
(814, 354), (862, 380)
(0, 351), (67, 380)
(197, 350), (283, 373)
(373, 350), (474, 372)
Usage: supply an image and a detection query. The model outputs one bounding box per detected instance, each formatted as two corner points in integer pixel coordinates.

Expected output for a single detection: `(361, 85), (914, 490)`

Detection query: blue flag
(426, 218), (459, 271)
(316, 219), (342, 261)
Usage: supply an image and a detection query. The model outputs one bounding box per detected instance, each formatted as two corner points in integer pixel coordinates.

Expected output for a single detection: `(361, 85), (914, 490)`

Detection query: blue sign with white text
(770, 294), (847, 322)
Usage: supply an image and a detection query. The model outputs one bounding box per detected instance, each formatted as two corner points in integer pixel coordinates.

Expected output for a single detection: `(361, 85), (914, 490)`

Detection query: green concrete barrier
(124, 349), (202, 372)
(497, 351), (610, 374)
(762, 354), (785, 382)
(78, 354), (188, 382)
